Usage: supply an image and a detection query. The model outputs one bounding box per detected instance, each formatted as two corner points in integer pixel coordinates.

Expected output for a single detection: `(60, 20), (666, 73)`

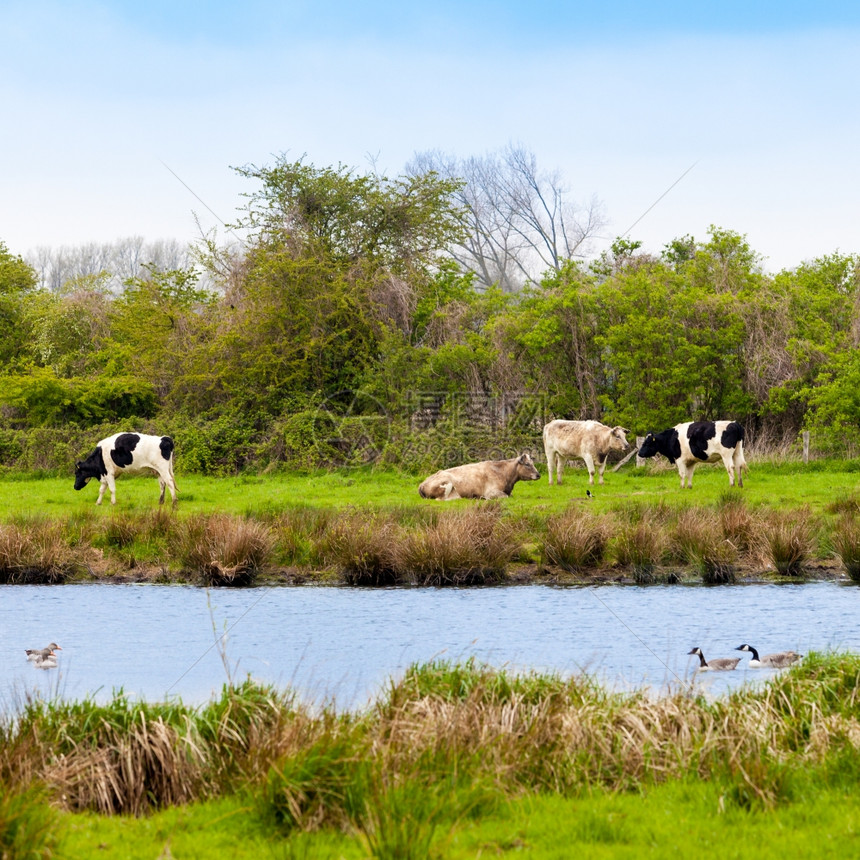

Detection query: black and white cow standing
(638, 421), (746, 489)
(74, 433), (177, 505)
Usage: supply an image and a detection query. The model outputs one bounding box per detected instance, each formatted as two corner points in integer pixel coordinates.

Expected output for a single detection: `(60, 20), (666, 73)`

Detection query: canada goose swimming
(25, 643), (61, 662)
(687, 647), (741, 671)
(735, 644), (802, 668)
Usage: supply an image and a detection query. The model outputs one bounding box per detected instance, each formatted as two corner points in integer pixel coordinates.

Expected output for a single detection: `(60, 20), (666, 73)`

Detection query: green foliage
(0, 783), (62, 860)
(232, 155), (466, 275)
(0, 241), (37, 295)
(0, 370), (157, 426)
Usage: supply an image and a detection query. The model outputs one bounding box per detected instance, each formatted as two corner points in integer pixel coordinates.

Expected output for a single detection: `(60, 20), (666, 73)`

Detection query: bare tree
(27, 238), (198, 293)
(409, 144), (606, 291)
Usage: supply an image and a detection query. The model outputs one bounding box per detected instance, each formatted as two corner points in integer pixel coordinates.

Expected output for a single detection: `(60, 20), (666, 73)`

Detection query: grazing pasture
(0, 458), (859, 583)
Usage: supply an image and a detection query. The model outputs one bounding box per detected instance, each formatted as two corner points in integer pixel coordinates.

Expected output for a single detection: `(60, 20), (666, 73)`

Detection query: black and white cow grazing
(74, 432), (177, 505)
(638, 421), (746, 489)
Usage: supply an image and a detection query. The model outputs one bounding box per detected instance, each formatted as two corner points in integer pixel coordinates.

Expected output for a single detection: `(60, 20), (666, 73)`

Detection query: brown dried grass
(0, 519), (80, 584)
(542, 507), (611, 572)
(390, 504), (515, 586)
(173, 514), (274, 586)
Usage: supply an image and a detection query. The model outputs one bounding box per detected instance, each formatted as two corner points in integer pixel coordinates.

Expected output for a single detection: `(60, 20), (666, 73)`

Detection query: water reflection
(1, 582), (858, 710)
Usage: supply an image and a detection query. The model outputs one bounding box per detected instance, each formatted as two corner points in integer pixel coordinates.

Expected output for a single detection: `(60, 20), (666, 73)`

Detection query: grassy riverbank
(1, 460), (860, 584)
(4, 654), (860, 858)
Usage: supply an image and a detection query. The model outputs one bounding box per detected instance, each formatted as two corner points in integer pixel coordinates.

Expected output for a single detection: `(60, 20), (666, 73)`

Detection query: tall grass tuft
(0, 519), (79, 584)
(671, 508), (737, 584)
(263, 730), (366, 832)
(718, 492), (758, 557)
(173, 514), (274, 586)
(831, 514), (860, 582)
(270, 507), (335, 568)
(760, 508), (816, 576)
(542, 507), (611, 572)
(391, 504), (515, 586)
(319, 511), (400, 586)
(613, 521), (663, 583)
(0, 782), (62, 860)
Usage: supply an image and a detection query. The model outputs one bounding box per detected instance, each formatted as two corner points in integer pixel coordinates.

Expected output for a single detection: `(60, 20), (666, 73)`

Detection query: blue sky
(3, 1), (859, 272)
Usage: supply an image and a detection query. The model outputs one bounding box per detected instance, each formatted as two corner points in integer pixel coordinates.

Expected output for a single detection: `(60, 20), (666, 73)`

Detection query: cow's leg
(154, 465), (174, 505)
(96, 478), (108, 505)
(678, 463), (688, 489)
(482, 488), (508, 499)
(101, 473), (118, 505)
(733, 450), (744, 488)
(546, 448), (556, 485)
(596, 453), (608, 485)
(722, 452), (735, 487)
(582, 453), (596, 485)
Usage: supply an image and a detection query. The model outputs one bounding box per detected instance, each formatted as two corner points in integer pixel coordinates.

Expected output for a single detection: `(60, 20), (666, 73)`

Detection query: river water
(2, 582), (858, 710)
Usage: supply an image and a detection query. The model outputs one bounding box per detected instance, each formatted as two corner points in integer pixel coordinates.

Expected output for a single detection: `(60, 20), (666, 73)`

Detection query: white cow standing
(542, 420), (630, 486)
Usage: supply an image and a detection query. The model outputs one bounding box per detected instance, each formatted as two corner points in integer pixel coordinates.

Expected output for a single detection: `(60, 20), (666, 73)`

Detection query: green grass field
(58, 782), (860, 859)
(4, 458), (860, 520)
(2, 459), (860, 585)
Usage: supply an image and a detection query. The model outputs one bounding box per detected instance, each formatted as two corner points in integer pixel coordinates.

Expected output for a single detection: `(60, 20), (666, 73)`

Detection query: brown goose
(688, 647), (741, 671)
(25, 643), (61, 663)
(735, 644), (802, 668)
(32, 652), (59, 670)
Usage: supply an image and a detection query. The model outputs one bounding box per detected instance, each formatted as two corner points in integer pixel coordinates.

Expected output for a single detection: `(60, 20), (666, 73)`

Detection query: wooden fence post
(636, 436), (646, 468)
(802, 431), (810, 464)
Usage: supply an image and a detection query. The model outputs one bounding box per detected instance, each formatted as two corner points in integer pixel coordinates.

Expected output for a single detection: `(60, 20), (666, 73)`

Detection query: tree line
(1, 151), (858, 473)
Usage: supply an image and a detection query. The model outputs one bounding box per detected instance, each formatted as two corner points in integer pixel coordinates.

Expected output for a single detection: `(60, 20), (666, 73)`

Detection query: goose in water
(735, 644), (802, 668)
(687, 647), (741, 671)
(25, 643), (61, 662)
(32, 651), (59, 670)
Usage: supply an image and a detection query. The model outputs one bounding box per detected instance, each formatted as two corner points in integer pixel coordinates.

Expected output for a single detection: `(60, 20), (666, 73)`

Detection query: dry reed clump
(670, 508), (737, 584)
(390, 504), (516, 586)
(172, 514), (274, 586)
(830, 514), (860, 582)
(318, 510), (401, 586)
(718, 493), (760, 557)
(0, 519), (80, 584)
(759, 508), (817, 576)
(612, 521), (665, 583)
(46, 714), (207, 815)
(542, 507), (611, 572)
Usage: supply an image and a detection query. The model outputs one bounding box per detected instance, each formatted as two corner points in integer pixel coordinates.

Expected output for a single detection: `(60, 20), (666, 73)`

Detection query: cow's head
(637, 432), (660, 460)
(516, 452), (541, 482)
(73, 448), (106, 490)
(610, 426), (630, 451)
(638, 429), (679, 463)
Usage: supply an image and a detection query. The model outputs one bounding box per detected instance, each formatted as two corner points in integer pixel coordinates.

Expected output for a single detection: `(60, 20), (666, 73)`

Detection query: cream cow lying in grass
(418, 453), (540, 500)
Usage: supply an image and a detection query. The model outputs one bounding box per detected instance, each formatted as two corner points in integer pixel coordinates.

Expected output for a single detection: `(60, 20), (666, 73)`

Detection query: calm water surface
(2, 582), (858, 709)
